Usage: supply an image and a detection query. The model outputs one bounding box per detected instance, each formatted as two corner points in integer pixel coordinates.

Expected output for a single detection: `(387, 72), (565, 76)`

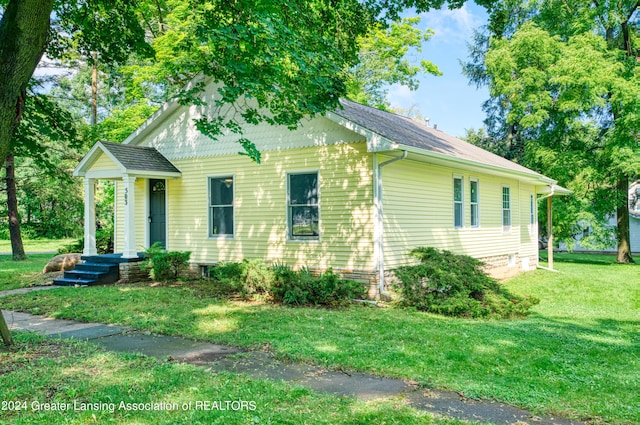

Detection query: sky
(387, 2), (490, 138)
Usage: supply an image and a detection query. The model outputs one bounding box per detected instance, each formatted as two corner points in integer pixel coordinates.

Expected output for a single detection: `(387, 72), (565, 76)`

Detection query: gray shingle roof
(101, 142), (180, 174)
(334, 99), (546, 179)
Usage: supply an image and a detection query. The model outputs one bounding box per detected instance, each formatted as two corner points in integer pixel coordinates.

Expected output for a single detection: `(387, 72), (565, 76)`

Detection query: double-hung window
(502, 186), (511, 231)
(209, 176), (234, 237)
(453, 176), (463, 228)
(288, 172), (319, 240)
(470, 179), (479, 227)
(529, 193), (535, 232)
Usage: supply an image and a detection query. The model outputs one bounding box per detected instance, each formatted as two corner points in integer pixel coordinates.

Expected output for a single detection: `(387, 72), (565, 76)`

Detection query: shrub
(393, 247), (538, 319)
(143, 243), (191, 281)
(272, 266), (366, 306)
(58, 227), (114, 255)
(209, 259), (274, 298)
(207, 260), (366, 306)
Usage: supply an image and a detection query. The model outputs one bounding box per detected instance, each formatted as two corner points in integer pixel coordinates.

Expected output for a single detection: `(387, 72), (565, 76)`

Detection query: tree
(1, 91), (84, 259)
(468, 1), (640, 263)
(346, 17), (442, 110)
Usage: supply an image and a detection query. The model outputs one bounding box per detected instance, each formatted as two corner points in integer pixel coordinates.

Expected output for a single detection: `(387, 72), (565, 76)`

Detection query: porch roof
(74, 141), (181, 179)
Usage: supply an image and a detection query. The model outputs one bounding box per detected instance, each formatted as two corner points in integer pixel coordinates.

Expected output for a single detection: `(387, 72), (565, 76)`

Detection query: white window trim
(287, 170), (321, 242)
(470, 177), (480, 228)
(502, 185), (512, 233)
(529, 193), (536, 235)
(453, 175), (464, 229)
(208, 175), (235, 239)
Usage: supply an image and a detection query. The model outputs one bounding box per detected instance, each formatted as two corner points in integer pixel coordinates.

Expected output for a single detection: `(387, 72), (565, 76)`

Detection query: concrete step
(52, 277), (96, 286)
(53, 259), (121, 287)
(75, 263), (119, 273)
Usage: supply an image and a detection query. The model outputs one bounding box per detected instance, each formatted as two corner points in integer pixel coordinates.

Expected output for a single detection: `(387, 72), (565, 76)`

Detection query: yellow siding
(134, 179), (146, 251)
(165, 143), (374, 271)
(113, 179), (147, 253)
(87, 152), (119, 171)
(114, 181), (124, 253)
(519, 184), (538, 268)
(382, 156), (528, 268)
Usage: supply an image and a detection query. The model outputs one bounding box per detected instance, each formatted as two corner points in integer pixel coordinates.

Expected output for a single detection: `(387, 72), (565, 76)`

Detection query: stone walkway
(1, 287), (585, 425)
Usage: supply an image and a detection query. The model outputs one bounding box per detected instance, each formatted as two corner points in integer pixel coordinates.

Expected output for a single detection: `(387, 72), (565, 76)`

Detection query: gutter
(374, 150), (408, 297)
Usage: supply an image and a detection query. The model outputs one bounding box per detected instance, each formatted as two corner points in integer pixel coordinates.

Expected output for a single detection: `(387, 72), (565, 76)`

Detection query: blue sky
(387, 2), (490, 138)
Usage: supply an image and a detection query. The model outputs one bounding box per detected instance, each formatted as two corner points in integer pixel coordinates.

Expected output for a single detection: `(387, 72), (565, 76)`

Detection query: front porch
(73, 141), (181, 258)
(53, 253), (147, 286)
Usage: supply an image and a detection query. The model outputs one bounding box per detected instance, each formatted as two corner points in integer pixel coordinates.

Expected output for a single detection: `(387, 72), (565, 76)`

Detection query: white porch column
(83, 178), (98, 256)
(122, 175), (138, 258)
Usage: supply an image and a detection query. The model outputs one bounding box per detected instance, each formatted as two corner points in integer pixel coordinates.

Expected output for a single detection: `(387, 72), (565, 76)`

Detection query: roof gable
(74, 141), (181, 179)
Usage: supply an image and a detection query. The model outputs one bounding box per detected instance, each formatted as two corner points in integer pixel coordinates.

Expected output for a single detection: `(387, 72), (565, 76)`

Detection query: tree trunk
(616, 177), (634, 263)
(0, 311), (13, 346)
(5, 153), (27, 261)
(0, 0), (54, 163)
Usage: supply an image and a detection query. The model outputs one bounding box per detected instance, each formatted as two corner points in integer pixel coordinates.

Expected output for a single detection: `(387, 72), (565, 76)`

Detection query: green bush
(272, 266), (366, 306)
(143, 243), (191, 281)
(393, 247), (538, 319)
(57, 229), (114, 255)
(207, 260), (366, 306)
(209, 259), (275, 298)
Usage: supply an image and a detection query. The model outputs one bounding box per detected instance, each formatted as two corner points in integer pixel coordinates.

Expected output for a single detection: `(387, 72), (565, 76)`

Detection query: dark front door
(149, 179), (166, 248)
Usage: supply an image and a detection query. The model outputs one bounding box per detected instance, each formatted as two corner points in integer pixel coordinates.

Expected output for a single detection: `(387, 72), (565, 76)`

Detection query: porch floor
(81, 253), (145, 264)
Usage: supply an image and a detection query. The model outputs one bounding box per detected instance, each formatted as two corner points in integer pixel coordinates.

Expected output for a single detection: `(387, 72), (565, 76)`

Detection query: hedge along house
(74, 78), (567, 296)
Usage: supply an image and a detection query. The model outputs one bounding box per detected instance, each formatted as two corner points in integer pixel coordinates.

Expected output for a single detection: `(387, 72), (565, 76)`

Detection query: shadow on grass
(538, 252), (637, 266)
(1, 334), (433, 425)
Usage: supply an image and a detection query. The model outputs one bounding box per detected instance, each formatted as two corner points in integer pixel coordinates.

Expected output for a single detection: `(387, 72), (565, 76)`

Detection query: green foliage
(210, 259), (275, 298)
(57, 227), (114, 255)
(346, 17), (442, 109)
(467, 1), (640, 257)
(272, 265), (366, 306)
(143, 242), (191, 281)
(393, 247), (538, 318)
(208, 260), (366, 305)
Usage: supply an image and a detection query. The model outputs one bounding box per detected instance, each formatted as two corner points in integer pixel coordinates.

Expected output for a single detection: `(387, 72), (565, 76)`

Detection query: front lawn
(0, 333), (457, 425)
(2, 253), (638, 424)
(0, 238), (74, 253)
(0, 254), (55, 291)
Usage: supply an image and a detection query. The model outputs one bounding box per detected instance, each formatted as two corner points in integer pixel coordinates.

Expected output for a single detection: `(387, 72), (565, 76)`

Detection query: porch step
(53, 261), (120, 287)
(51, 277), (98, 286)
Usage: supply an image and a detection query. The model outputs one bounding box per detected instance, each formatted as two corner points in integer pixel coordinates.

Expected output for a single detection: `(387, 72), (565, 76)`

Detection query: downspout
(537, 187), (557, 272)
(375, 150), (408, 297)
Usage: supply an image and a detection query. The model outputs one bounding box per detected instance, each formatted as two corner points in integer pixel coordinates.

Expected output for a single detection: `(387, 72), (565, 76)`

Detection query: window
(529, 193), (536, 234)
(454, 176), (463, 228)
(209, 176), (234, 237)
(288, 172), (319, 239)
(502, 186), (511, 230)
(470, 179), (479, 227)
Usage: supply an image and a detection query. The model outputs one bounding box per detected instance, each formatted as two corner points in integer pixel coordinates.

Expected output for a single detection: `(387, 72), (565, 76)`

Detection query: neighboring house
(74, 77), (566, 296)
(559, 180), (640, 253)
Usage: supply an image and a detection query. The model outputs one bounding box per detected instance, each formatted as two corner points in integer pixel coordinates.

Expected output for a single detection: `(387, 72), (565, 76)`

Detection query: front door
(149, 179), (166, 248)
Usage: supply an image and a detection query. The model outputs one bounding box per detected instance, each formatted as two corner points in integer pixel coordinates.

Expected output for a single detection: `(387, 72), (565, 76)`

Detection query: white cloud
(419, 4), (486, 44)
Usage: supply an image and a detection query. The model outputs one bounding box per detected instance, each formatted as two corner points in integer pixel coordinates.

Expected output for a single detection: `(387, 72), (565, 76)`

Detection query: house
(558, 180), (640, 253)
(73, 77), (567, 296)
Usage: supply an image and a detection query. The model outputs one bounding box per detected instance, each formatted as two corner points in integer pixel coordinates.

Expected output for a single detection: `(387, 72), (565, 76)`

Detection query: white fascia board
(73, 141), (127, 177)
(128, 170), (182, 179)
(396, 144), (557, 186)
(83, 169), (181, 180)
(325, 111), (398, 152)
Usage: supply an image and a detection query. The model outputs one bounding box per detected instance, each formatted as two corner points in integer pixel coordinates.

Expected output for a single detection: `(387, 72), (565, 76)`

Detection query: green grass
(0, 333), (463, 425)
(2, 253), (638, 424)
(0, 254), (55, 291)
(0, 238), (75, 253)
